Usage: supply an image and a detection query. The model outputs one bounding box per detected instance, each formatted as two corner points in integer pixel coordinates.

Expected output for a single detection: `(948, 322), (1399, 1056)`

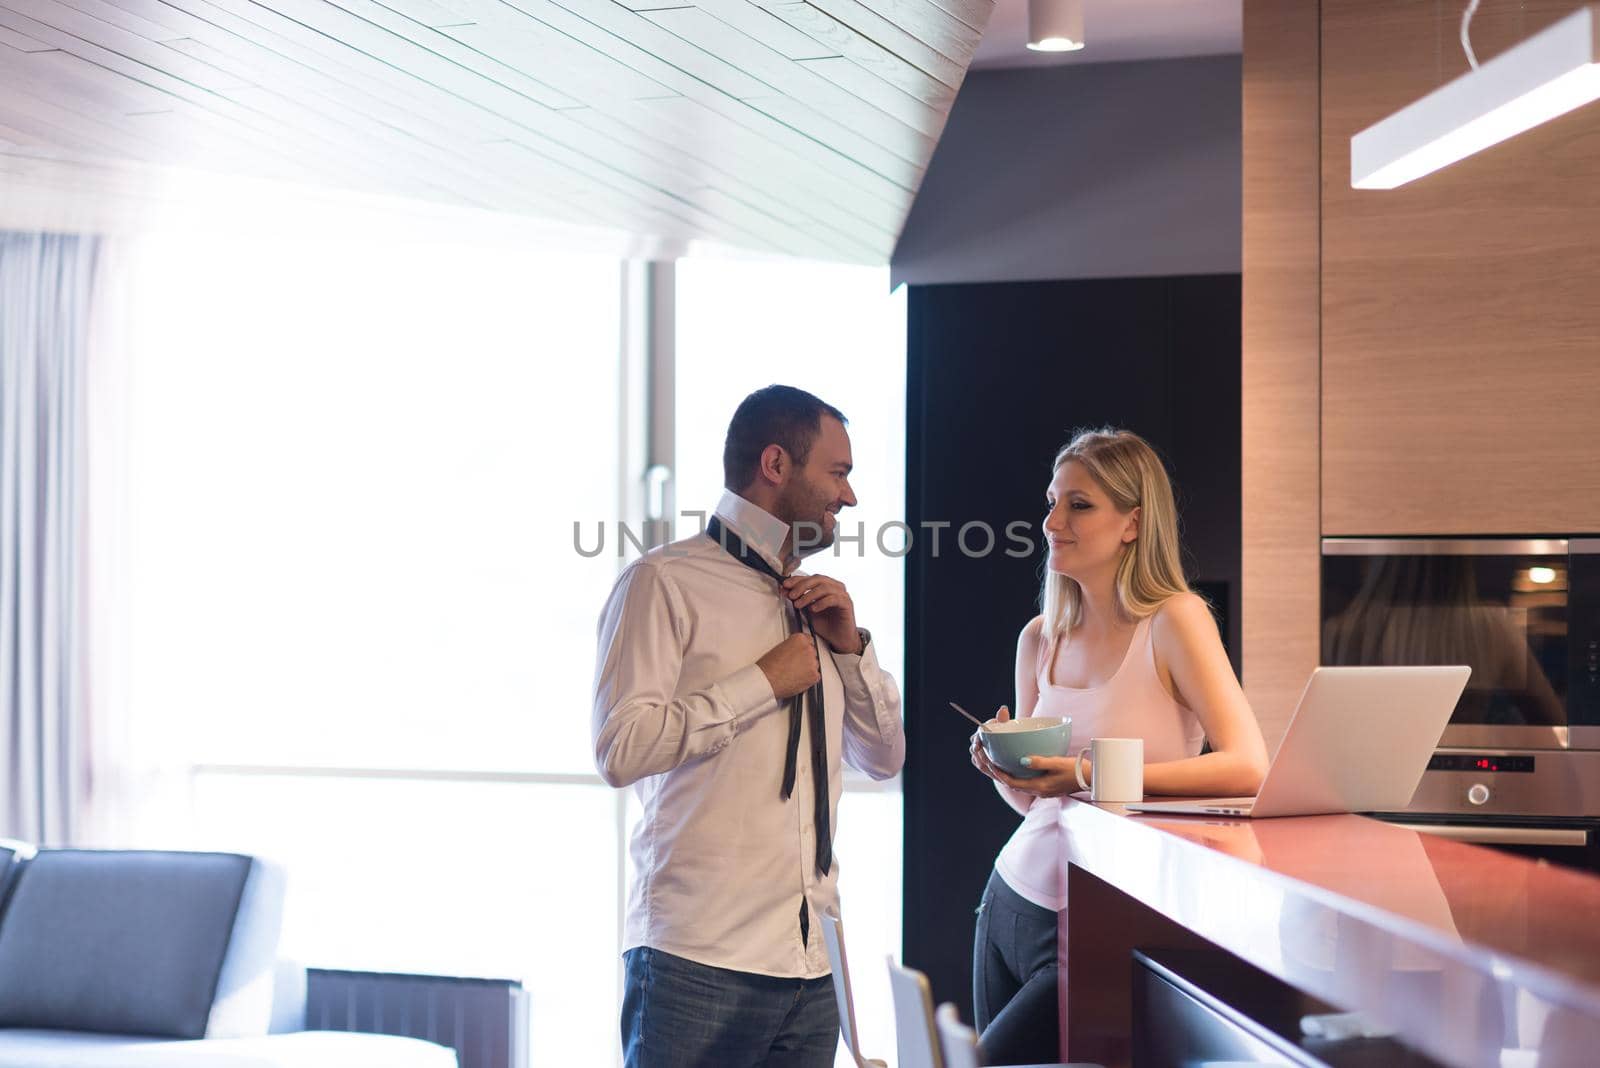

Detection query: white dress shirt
(592, 491), (905, 979)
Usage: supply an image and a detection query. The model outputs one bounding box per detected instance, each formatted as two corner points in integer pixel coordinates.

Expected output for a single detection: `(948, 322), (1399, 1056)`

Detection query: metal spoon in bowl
(948, 702), (988, 730)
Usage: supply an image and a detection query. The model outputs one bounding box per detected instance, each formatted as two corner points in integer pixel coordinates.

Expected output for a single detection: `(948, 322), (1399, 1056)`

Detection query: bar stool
(885, 958), (944, 1068)
(818, 911), (887, 1068)
(886, 958), (1098, 1068)
(934, 1002), (1101, 1068)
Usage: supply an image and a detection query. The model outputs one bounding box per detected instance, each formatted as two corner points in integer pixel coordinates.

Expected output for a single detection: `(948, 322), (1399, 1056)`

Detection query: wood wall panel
(1321, 0), (1600, 535)
(1241, 0), (1321, 751)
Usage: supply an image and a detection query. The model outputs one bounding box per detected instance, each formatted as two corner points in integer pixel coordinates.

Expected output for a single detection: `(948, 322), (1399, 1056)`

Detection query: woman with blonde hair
(967, 427), (1268, 1062)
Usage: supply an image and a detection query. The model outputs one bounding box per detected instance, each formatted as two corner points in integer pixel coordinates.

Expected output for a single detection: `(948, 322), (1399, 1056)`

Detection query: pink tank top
(993, 614), (1203, 910)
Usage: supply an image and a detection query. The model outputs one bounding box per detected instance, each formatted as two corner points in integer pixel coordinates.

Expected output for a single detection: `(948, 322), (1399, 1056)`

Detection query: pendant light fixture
(1352, 2), (1600, 189)
(1027, 0), (1085, 53)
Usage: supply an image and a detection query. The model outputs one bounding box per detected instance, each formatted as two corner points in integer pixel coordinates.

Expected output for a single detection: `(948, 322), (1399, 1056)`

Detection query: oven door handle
(1395, 823), (1590, 846)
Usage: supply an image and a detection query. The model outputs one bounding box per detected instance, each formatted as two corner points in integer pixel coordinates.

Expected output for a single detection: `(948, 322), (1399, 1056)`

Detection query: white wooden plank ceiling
(0, 0), (994, 261)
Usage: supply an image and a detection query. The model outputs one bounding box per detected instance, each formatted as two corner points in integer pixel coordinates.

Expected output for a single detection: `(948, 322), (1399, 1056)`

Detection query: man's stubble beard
(778, 478), (835, 554)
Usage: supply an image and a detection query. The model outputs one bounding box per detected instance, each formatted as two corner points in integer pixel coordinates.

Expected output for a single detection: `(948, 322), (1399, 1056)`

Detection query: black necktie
(706, 516), (832, 882)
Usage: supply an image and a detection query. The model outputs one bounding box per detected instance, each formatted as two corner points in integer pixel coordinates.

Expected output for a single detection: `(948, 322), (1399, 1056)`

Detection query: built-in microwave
(1322, 538), (1599, 749)
(1322, 538), (1600, 824)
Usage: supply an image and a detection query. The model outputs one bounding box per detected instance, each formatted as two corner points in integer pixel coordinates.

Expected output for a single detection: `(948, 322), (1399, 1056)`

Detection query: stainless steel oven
(1321, 538), (1600, 867)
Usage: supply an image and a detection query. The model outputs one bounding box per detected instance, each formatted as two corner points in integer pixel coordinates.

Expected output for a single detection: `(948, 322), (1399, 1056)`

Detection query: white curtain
(0, 231), (100, 844)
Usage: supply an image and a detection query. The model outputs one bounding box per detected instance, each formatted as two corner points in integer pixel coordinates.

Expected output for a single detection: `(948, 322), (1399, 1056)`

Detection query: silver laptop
(1126, 665), (1470, 819)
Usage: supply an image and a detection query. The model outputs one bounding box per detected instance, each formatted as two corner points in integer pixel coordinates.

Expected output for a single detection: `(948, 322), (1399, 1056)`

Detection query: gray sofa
(0, 841), (458, 1067)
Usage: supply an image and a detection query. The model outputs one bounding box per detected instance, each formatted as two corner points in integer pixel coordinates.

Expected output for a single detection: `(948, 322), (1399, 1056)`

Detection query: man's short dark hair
(723, 385), (848, 492)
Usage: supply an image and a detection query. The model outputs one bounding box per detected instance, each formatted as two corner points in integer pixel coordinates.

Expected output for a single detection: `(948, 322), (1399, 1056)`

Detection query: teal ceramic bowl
(980, 716), (1072, 779)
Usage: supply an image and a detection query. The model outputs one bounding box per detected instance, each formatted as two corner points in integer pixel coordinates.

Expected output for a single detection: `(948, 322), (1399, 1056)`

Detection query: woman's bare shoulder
(1017, 613), (1046, 654)
(1151, 591), (1220, 640)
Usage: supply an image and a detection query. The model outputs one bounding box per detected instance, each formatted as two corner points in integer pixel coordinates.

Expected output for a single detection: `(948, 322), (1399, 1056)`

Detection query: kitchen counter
(1055, 798), (1600, 1067)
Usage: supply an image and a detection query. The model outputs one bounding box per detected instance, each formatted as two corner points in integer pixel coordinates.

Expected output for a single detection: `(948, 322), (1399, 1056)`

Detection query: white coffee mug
(1075, 737), (1144, 804)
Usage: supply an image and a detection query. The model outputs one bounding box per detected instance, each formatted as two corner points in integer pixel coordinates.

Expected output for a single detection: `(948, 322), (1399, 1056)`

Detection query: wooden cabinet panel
(1320, 0), (1600, 535)
(1242, 0), (1322, 751)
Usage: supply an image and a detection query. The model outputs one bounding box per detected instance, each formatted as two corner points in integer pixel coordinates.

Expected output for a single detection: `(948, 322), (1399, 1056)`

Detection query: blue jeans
(621, 947), (840, 1068)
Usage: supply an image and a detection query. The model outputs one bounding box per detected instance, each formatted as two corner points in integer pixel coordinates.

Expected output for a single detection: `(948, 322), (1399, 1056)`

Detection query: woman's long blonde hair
(1040, 428), (1190, 642)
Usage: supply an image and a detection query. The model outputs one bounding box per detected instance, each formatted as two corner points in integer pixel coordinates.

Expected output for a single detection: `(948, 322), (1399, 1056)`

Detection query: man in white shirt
(593, 385), (905, 1067)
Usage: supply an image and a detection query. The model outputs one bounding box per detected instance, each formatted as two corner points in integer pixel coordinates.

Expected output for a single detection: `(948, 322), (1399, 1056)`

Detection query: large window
(106, 229), (630, 1065)
(94, 226), (907, 1067)
(118, 232), (621, 777)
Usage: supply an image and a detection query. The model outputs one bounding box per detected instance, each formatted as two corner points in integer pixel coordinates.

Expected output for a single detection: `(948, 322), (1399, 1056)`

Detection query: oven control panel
(1407, 749), (1600, 818)
(1427, 753), (1535, 773)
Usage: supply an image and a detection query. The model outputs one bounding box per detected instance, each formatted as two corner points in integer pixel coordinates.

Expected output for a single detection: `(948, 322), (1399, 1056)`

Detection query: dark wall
(902, 273), (1241, 1017)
